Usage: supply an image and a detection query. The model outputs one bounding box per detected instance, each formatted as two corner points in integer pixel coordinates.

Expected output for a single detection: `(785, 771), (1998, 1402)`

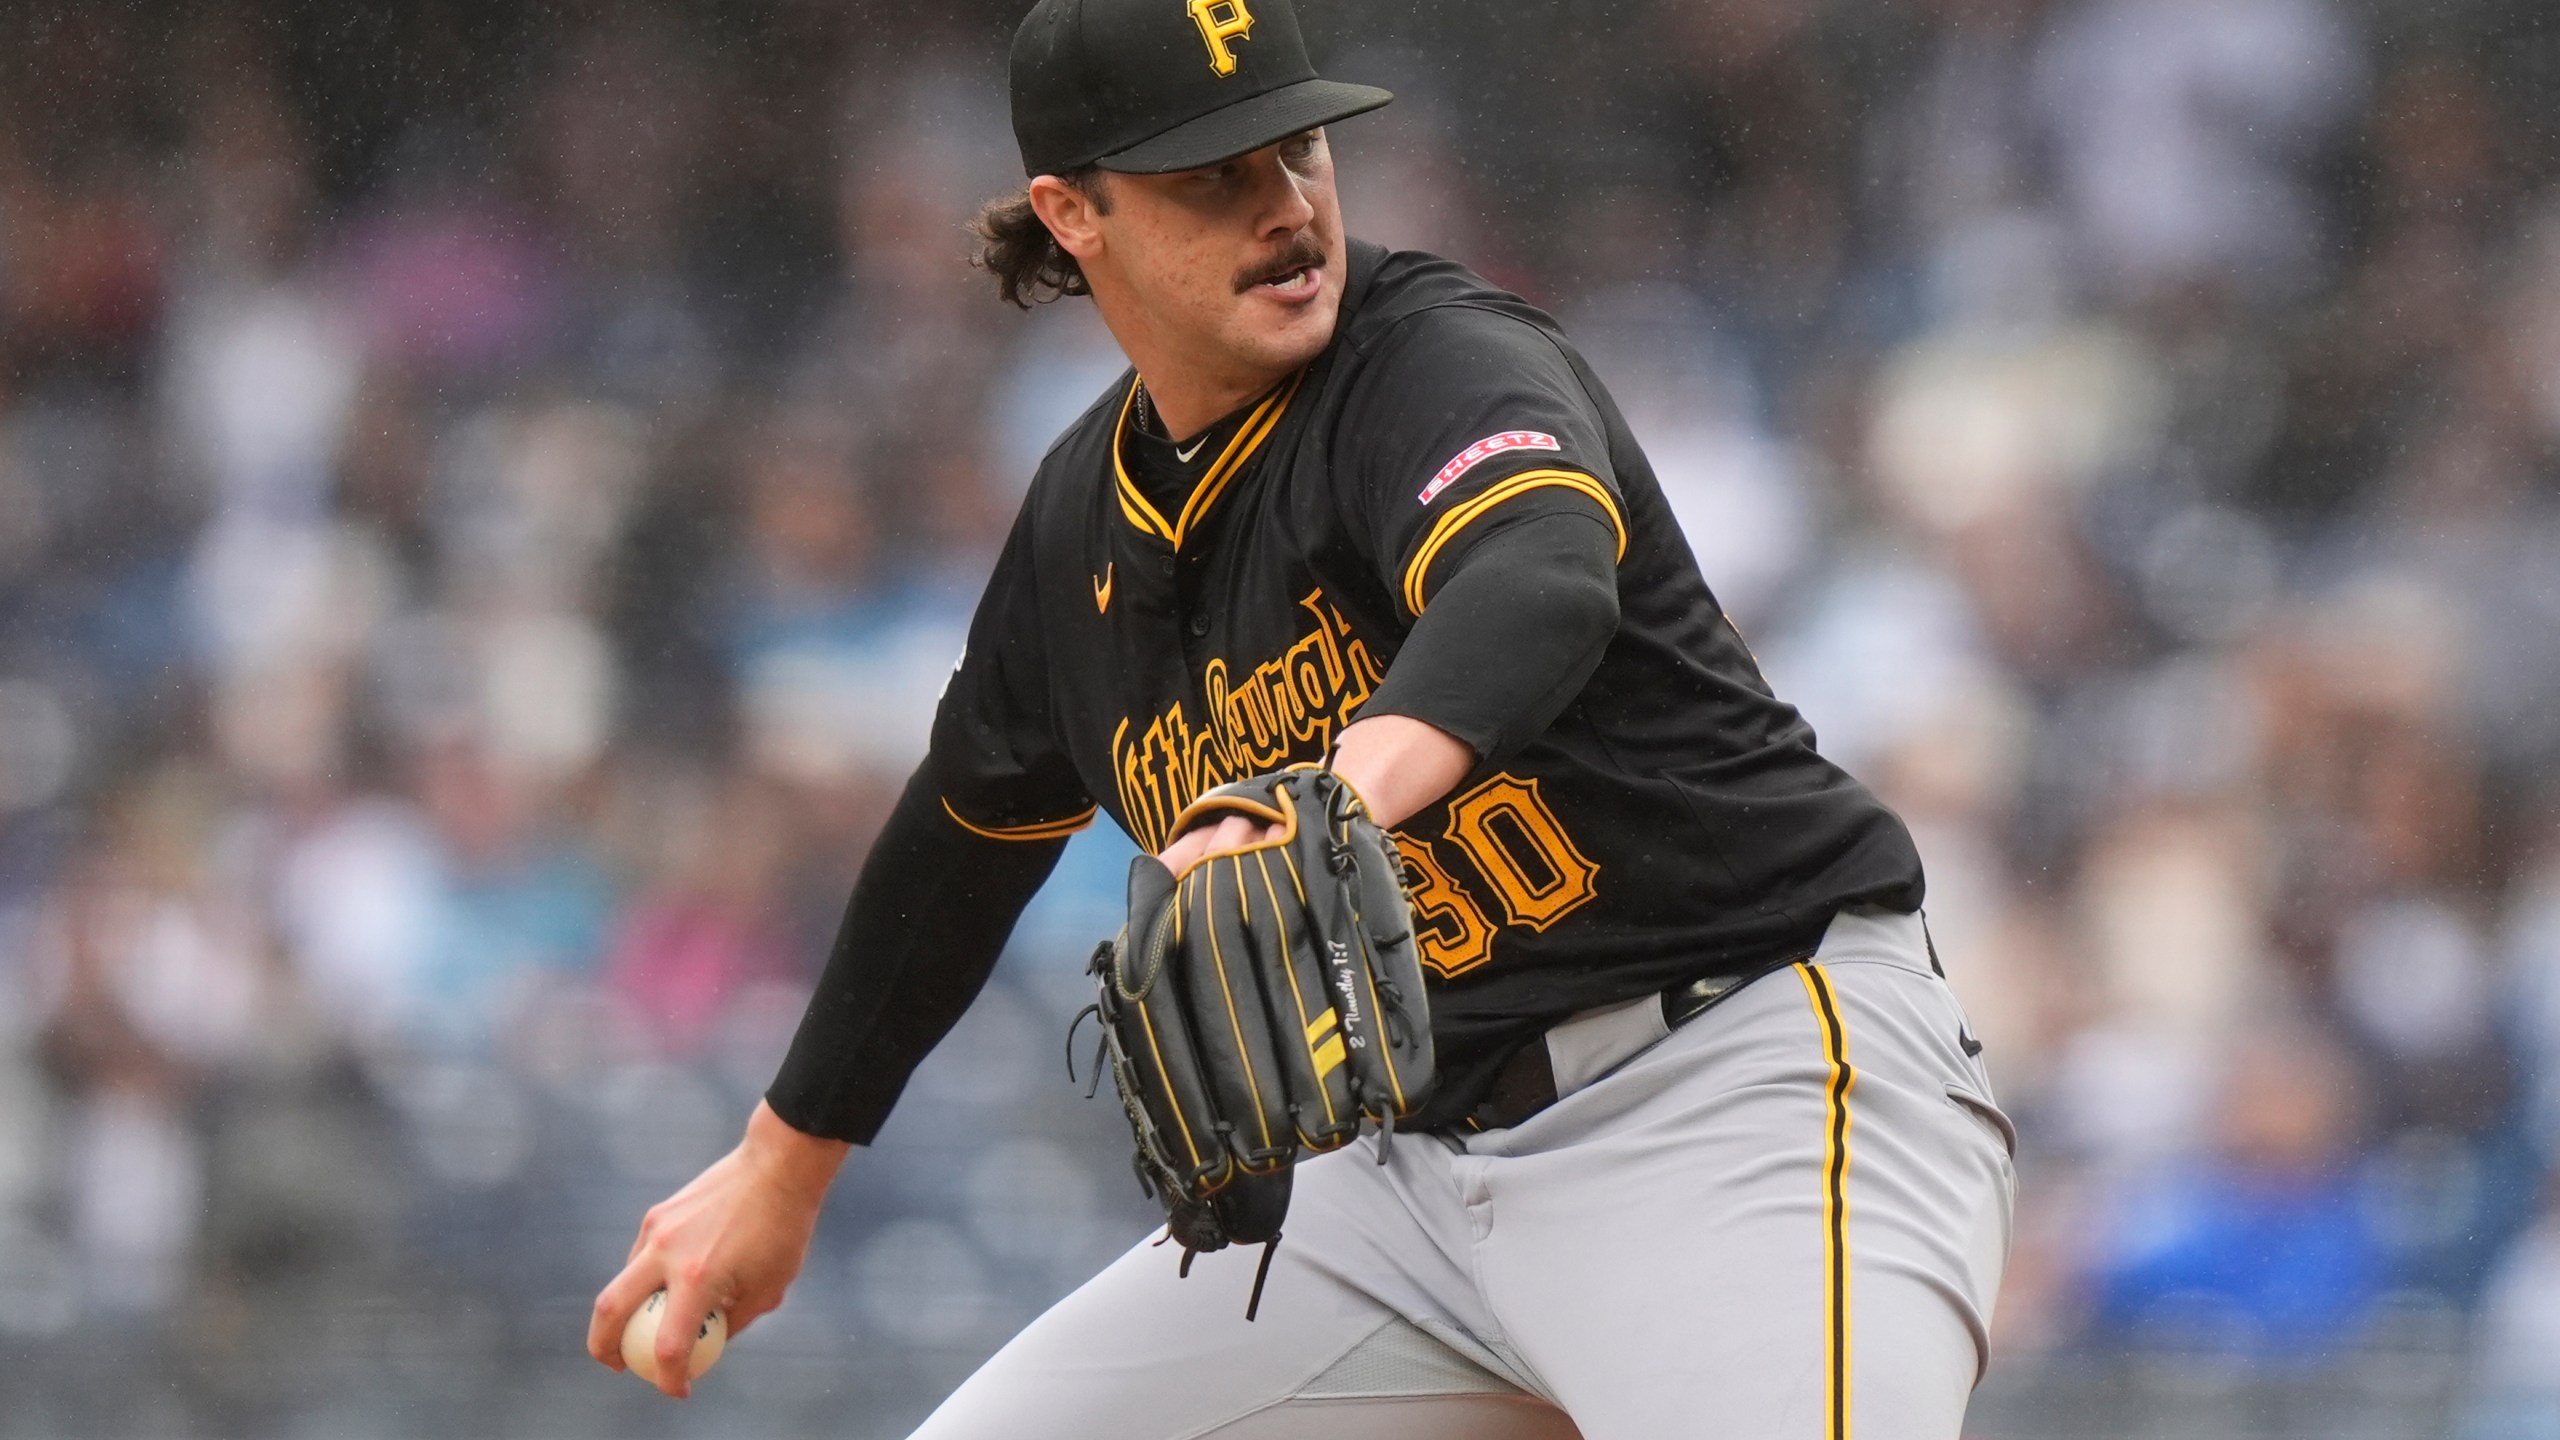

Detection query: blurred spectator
(602, 768), (793, 1057)
(28, 770), (266, 1314)
(2089, 1024), (2385, 1358)
(2034, 0), (2364, 303)
(398, 737), (615, 1052)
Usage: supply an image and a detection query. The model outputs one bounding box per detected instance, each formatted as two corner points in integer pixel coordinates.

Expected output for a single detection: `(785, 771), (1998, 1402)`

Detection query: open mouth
(1238, 243), (1327, 296)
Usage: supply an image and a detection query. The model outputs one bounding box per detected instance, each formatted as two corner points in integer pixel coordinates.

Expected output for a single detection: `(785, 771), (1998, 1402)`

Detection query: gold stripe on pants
(1797, 961), (1857, 1440)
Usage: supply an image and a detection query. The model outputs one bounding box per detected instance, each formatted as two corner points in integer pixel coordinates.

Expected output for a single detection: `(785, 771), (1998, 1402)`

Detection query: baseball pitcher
(591, 1), (2015, 1435)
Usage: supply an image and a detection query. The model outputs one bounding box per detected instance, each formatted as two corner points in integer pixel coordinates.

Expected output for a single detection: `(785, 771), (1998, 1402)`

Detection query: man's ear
(1028, 174), (1108, 261)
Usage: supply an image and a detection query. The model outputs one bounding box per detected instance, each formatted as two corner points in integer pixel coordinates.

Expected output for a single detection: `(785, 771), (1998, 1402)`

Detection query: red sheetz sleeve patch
(1417, 431), (1561, 505)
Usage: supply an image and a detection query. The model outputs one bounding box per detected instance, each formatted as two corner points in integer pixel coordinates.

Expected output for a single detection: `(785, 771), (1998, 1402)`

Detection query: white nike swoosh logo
(1175, 436), (1209, 463)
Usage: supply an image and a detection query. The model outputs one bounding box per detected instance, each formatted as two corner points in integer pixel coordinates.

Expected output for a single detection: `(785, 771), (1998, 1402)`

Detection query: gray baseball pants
(907, 906), (2016, 1440)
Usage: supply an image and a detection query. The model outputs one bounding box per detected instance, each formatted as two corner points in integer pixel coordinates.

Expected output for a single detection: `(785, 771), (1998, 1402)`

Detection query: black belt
(1466, 953), (1809, 1132)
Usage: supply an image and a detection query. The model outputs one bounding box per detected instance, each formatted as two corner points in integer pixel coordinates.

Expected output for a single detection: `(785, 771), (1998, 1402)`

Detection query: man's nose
(1254, 157), (1316, 237)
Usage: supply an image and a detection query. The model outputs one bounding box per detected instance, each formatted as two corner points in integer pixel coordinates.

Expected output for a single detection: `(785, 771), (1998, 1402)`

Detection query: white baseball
(621, 1289), (728, 1385)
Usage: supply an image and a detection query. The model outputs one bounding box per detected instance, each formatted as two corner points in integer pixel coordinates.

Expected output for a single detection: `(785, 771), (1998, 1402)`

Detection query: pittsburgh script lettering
(1114, 589), (1386, 851)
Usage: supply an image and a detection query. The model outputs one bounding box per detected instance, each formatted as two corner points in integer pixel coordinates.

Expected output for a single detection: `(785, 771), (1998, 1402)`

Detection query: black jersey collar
(1110, 368), (1305, 549)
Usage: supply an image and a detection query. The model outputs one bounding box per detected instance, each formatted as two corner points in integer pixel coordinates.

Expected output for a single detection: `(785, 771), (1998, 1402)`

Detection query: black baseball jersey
(929, 240), (1924, 1105)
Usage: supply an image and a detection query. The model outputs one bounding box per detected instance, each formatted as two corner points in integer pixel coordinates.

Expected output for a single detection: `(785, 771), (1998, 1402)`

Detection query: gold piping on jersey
(1400, 468), (1628, 616)
(938, 798), (1097, 842)
(1796, 961), (1857, 1440)
(1112, 371), (1306, 550)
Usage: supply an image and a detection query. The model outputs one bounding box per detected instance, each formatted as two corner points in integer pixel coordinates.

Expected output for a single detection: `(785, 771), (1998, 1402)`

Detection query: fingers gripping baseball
(588, 1105), (842, 1398)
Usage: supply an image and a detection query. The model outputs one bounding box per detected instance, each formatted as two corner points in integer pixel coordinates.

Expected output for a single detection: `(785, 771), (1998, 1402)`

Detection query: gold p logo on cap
(1188, 0), (1255, 76)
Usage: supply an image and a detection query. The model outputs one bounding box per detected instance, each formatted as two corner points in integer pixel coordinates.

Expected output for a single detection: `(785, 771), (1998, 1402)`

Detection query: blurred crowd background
(3, 0), (2560, 1435)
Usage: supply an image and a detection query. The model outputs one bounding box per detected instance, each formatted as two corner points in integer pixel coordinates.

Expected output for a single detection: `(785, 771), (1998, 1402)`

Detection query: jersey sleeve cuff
(939, 797), (1098, 841)
(1400, 469), (1626, 615)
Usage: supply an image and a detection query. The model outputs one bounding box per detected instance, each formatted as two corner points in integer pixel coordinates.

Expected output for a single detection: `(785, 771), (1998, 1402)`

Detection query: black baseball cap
(1010, 0), (1392, 177)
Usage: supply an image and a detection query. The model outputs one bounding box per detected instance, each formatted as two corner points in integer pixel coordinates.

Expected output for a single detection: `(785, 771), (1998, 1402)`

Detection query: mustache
(1234, 235), (1327, 293)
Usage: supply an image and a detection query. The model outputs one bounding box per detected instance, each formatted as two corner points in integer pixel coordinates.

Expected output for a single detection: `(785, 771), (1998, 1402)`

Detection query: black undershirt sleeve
(1359, 500), (1622, 772)
(764, 764), (1068, 1144)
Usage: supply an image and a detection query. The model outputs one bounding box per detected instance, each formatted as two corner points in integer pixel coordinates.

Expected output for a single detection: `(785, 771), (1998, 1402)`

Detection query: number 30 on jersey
(1394, 773), (1597, 979)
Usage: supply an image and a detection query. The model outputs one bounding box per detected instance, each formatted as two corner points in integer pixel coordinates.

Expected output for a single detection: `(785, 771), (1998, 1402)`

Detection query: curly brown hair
(969, 169), (1111, 309)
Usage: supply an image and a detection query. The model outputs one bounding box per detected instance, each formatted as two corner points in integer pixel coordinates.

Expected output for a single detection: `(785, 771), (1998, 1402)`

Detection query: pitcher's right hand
(589, 1100), (849, 1398)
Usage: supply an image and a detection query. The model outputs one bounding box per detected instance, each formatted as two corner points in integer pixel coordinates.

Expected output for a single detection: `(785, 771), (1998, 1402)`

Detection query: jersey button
(1158, 557), (1177, 578)
(1188, 613), (1211, 637)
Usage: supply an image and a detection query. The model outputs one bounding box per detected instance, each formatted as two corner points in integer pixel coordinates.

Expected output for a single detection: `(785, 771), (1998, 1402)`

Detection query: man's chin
(1232, 288), (1341, 371)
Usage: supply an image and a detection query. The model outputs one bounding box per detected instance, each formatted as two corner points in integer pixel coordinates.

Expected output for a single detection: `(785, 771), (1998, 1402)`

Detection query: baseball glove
(1077, 766), (1432, 1315)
